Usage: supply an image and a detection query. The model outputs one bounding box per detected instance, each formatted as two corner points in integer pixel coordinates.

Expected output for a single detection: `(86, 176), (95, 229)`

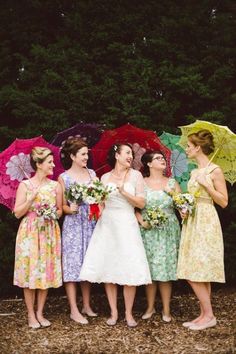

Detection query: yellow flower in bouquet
(172, 192), (196, 216)
(143, 205), (168, 229)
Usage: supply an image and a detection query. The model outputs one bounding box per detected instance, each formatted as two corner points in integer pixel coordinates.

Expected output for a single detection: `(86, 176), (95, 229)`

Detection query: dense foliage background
(0, 0), (235, 295)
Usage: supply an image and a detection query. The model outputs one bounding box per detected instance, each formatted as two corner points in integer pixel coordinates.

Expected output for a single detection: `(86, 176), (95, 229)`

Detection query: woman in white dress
(80, 143), (151, 327)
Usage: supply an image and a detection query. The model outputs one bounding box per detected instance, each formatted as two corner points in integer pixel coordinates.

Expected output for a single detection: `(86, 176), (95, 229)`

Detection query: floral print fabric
(61, 170), (96, 282)
(177, 165), (225, 282)
(141, 178), (181, 281)
(14, 180), (62, 289)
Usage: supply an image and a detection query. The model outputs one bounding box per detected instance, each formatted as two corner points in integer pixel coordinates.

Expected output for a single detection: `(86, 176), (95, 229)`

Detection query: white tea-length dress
(79, 169), (151, 285)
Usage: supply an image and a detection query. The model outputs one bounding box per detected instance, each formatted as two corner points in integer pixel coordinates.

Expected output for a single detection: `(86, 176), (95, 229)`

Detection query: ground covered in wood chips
(0, 287), (235, 354)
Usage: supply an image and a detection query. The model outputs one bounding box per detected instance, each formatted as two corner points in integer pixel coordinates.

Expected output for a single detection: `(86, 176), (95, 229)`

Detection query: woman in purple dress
(58, 137), (97, 324)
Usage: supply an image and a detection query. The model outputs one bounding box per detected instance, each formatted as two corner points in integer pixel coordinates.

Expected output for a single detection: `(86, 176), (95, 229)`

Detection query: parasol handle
(207, 147), (220, 166)
(18, 165), (34, 187)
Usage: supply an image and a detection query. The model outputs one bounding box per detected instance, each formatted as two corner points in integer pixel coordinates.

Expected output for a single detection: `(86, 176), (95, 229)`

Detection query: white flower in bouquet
(65, 182), (86, 204)
(82, 180), (115, 204)
(34, 202), (58, 220)
(172, 192), (196, 216)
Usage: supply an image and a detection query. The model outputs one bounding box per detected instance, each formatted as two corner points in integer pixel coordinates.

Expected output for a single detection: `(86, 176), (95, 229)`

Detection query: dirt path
(0, 289), (235, 353)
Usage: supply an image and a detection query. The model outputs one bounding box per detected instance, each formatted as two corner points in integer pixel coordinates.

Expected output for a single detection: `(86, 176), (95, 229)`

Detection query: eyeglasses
(152, 156), (165, 161)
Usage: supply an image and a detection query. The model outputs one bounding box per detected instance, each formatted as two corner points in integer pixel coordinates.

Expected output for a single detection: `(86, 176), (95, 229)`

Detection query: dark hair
(141, 150), (166, 177)
(30, 147), (53, 171)
(107, 143), (134, 168)
(60, 136), (88, 169)
(188, 129), (215, 156)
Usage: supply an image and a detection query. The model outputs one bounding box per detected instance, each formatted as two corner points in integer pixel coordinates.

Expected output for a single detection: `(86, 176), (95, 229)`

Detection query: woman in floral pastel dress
(136, 150), (181, 322)
(14, 147), (63, 329)
(58, 137), (97, 325)
(177, 130), (228, 330)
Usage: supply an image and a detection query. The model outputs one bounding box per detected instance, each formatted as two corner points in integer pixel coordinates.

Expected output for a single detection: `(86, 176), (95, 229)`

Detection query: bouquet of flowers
(143, 205), (168, 229)
(34, 202), (58, 221)
(82, 180), (115, 220)
(65, 182), (86, 204)
(172, 192), (196, 217)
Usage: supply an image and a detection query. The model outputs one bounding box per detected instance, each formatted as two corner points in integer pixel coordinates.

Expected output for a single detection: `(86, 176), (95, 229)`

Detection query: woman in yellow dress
(177, 130), (228, 330)
(14, 147), (63, 329)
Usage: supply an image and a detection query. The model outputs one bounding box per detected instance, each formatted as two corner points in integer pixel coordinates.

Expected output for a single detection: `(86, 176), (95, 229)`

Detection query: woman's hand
(69, 202), (79, 214)
(196, 172), (210, 188)
(29, 185), (40, 202)
(117, 183), (125, 195)
(179, 210), (188, 220)
(141, 221), (151, 229)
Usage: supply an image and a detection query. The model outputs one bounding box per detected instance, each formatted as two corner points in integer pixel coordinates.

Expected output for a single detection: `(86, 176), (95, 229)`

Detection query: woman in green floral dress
(136, 150), (181, 322)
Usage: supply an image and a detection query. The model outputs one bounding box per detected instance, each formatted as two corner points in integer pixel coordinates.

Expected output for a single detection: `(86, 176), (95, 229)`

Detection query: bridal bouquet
(171, 192), (196, 217)
(34, 202), (58, 221)
(65, 182), (86, 204)
(82, 180), (115, 220)
(143, 205), (168, 229)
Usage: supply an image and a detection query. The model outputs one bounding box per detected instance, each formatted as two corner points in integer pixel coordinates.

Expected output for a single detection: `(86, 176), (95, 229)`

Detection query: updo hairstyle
(188, 129), (215, 155)
(60, 136), (88, 169)
(107, 143), (134, 168)
(30, 147), (53, 171)
(141, 150), (166, 177)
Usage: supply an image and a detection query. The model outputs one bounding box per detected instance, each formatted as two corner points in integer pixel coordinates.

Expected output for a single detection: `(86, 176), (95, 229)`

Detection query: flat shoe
(189, 317), (217, 331)
(126, 319), (137, 328)
(38, 319), (51, 327)
(162, 313), (172, 323)
(182, 321), (194, 328)
(70, 314), (88, 325)
(106, 318), (117, 326)
(81, 308), (98, 317)
(28, 321), (41, 329)
(142, 310), (156, 320)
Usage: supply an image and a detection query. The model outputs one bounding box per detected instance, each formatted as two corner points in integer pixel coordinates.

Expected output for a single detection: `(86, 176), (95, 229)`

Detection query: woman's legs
(142, 282), (157, 317)
(188, 281), (214, 325)
(105, 283), (118, 323)
(123, 285), (137, 325)
(24, 288), (39, 327)
(80, 281), (97, 316)
(159, 281), (172, 319)
(36, 289), (51, 326)
(187, 282), (211, 323)
(65, 282), (88, 323)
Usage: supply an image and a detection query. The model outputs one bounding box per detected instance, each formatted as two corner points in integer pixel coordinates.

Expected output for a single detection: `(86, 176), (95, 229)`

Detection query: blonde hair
(188, 129), (215, 156)
(30, 147), (53, 171)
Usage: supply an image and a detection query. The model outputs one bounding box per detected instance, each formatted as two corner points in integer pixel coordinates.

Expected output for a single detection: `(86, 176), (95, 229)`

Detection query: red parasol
(0, 136), (64, 210)
(91, 123), (171, 177)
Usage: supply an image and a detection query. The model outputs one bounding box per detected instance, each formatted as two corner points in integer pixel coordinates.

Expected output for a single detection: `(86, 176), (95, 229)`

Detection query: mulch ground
(0, 287), (235, 354)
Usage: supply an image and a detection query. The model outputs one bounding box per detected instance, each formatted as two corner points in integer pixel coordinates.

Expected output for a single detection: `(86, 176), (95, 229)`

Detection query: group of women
(13, 129), (228, 330)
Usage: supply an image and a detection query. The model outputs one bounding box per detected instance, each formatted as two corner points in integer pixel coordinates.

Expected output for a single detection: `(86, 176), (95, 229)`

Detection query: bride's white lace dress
(80, 169), (151, 285)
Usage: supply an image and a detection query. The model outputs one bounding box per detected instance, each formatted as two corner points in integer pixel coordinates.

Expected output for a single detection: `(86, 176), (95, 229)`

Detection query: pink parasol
(0, 136), (64, 210)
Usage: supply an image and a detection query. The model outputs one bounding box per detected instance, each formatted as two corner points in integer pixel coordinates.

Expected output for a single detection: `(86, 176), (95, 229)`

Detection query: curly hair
(141, 150), (166, 177)
(60, 136), (88, 169)
(188, 129), (215, 155)
(30, 147), (53, 171)
(107, 143), (134, 168)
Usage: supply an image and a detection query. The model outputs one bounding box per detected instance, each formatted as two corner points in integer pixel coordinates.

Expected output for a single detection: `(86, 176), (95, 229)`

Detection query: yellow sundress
(13, 180), (62, 289)
(177, 165), (225, 283)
